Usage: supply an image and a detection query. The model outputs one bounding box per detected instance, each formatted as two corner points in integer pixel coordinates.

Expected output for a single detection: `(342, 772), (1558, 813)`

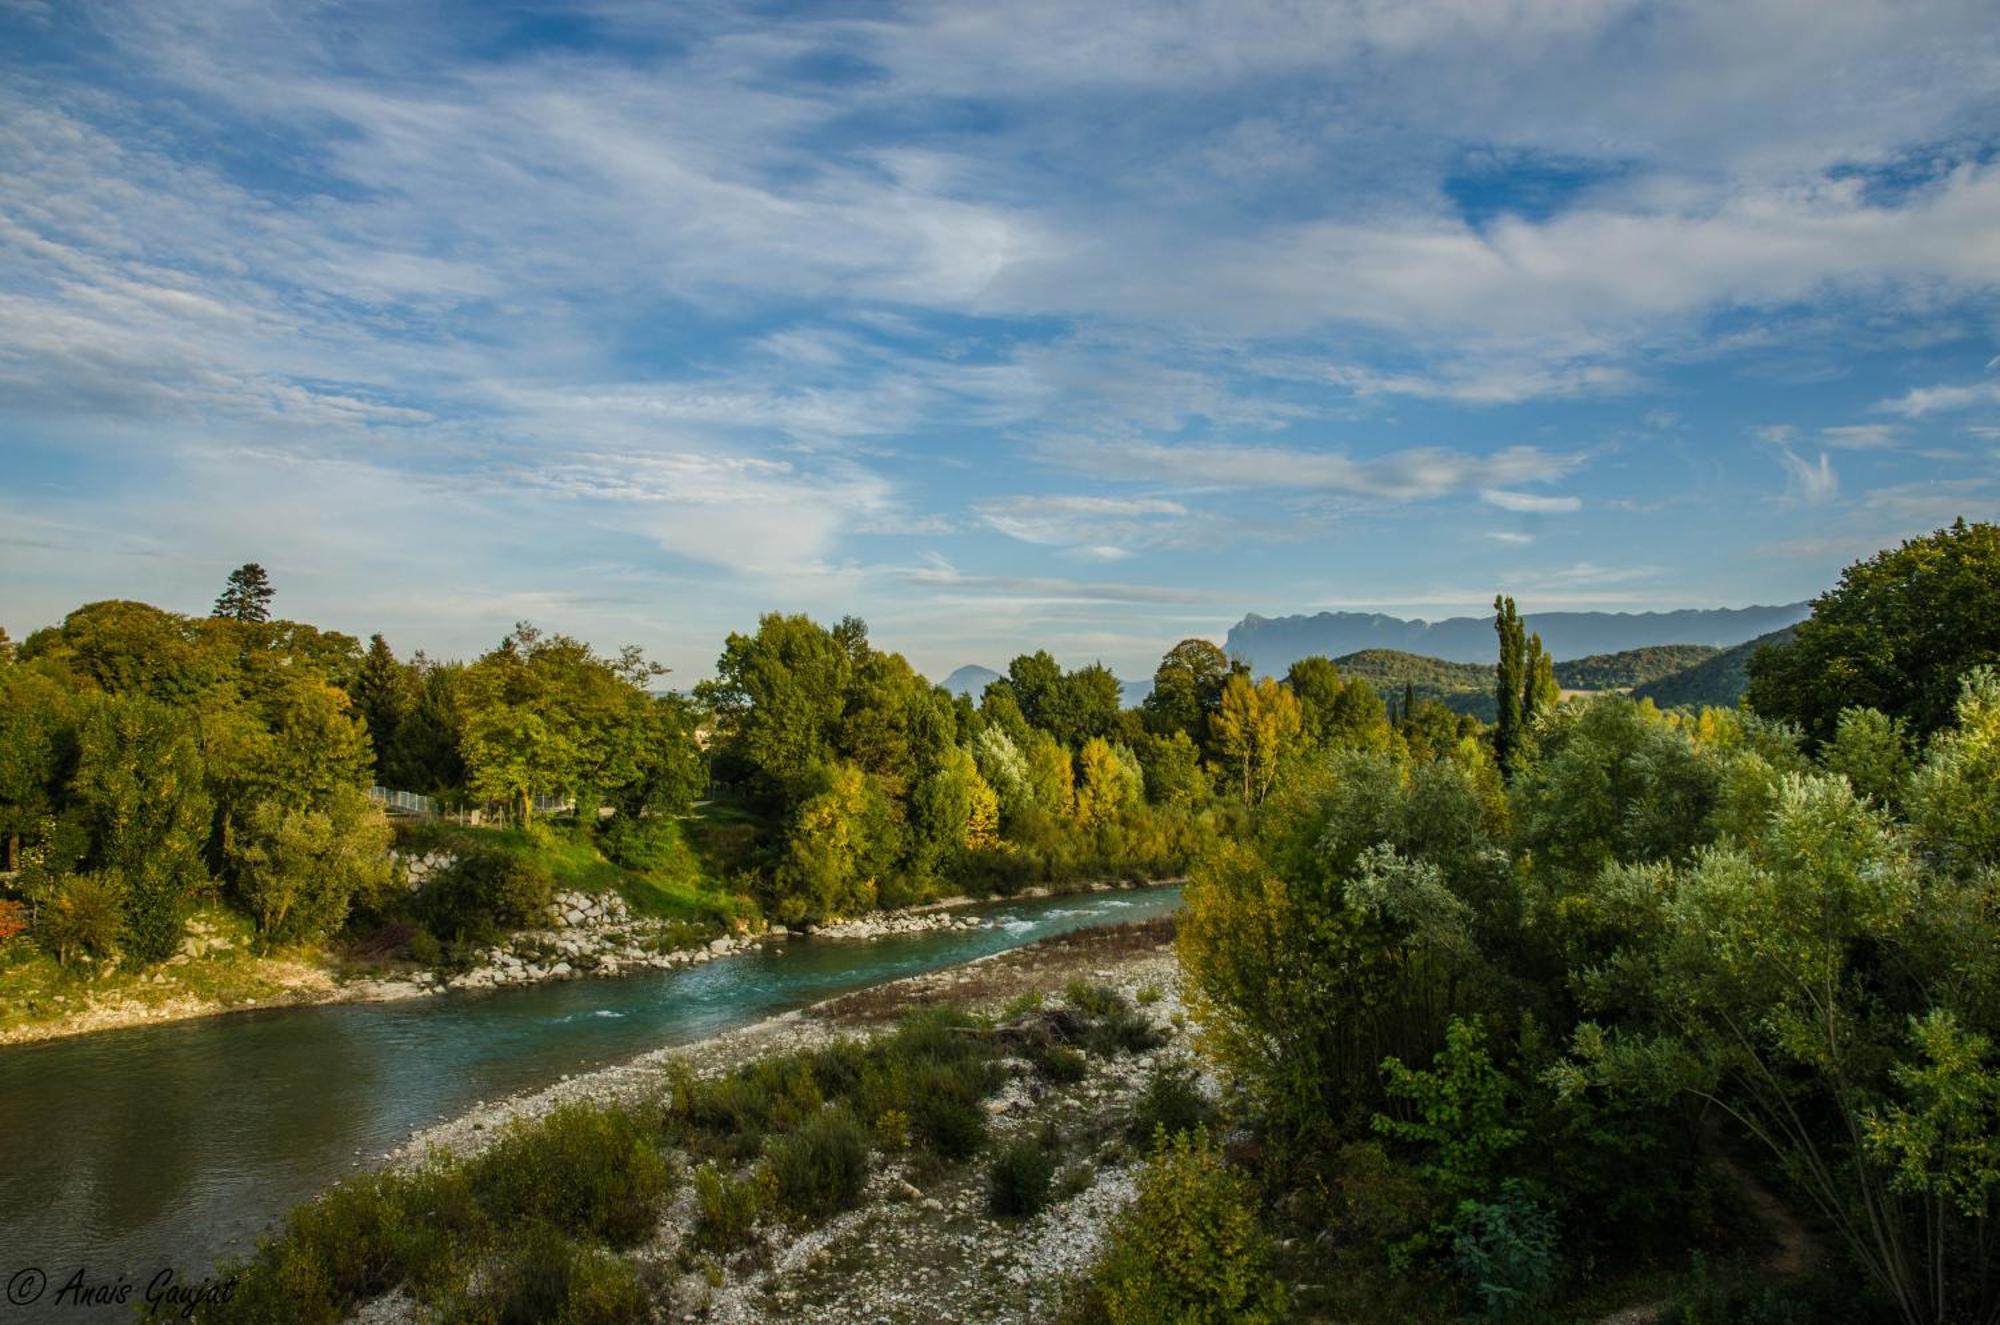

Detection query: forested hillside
(1631, 627), (1796, 708)
(1553, 643), (1720, 690)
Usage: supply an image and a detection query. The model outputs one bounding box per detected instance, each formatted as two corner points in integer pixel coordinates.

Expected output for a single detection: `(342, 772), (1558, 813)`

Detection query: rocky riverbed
(362, 917), (1192, 1325)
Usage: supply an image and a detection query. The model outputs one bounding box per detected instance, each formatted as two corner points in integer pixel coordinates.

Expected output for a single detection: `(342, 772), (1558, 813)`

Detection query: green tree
(702, 614), (854, 798)
(69, 692), (213, 962)
(212, 563), (276, 623)
(1144, 639), (1233, 741)
(227, 787), (393, 943)
(1287, 655), (1391, 752)
(1746, 519), (2000, 743)
(1211, 674), (1302, 803)
(1079, 1127), (1288, 1325)
(351, 634), (412, 779)
(1494, 596), (1527, 780)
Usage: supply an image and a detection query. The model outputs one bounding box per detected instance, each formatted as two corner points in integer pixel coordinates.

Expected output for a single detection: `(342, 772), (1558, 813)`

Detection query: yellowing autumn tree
(1076, 736), (1134, 827)
(1212, 674), (1303, 803)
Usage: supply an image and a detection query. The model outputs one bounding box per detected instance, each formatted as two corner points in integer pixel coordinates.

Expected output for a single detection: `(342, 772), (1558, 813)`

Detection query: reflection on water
(0, 886), (1178, 1317)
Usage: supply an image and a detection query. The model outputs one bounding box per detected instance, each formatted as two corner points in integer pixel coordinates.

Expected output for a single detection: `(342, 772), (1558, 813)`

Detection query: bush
(198, 1162), (485, 1324)
(1033, 1043), (1088, 1084)
(421, 848), (555, 940)
(471, 1104), (671, 1247)
(1066, 981), (1164, 1056)
(669, 1057), (824, 1162)
(907, 1065), (989, 1160)
(692, 1163), (769, 1254)
(1076, 1127), (1287, 1325)
(407, 927), (443, 968)
(453, 1223), (650, 1325)
(37, 871), (126, 965)
(1448, 1180), (1560, 1324)
(1128, 1059), (1215, 1143)
(989, 1134), (1059, 1217)
(766, 1108), (871, 1222)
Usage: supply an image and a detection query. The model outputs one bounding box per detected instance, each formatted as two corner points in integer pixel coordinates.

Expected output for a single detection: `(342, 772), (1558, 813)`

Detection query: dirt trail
(1595, 1135), (1825, 1324)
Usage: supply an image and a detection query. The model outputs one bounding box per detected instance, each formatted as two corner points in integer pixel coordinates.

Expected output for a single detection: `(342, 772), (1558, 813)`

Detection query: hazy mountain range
(936, 605), (1812, 711)
(1225, 604), (1811, 673)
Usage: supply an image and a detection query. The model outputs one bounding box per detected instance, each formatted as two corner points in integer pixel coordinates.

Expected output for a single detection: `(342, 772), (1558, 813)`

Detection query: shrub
(1078, 1127), (1287, 1325)
(471, 1104), (672, 1246)
(201, 1162), (485, 1324)
(0, 898), (26, 945)
(407, 927), (443, 968)
(1664, 1254), (1876, 1325)
(1128, 1059), (1215, 1143)
(1066, 981), (1164, 1056)
(1448, 1180), (1560, 1324)
(455, 1223), (650, 1325)
(421, 848), (555, 940)
(766, 1108), (871, 1222)
(37, 871), (124, 965)
(670, 1058), (824, 1161)
(989, 1134), (1059, 1217)
(1033, 1043), (1088, 1085)
(907, 1066), (989, 1160)
(692, 1163), (769, 1254)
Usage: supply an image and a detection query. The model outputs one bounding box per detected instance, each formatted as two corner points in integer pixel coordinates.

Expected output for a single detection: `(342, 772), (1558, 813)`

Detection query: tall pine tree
(213, 563), (275, 623)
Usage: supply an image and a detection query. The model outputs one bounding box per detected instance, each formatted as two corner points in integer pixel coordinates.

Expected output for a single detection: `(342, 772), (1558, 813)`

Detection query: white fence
(367, 787), (574, 821)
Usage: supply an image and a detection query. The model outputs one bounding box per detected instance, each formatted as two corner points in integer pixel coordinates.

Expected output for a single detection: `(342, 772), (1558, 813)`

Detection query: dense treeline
(1131, 520), (2000, 1324)
(0, 576), (1447, 970)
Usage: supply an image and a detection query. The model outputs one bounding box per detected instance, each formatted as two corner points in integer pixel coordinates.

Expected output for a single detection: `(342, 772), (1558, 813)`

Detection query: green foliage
(228, 787), (394, 944)
(449, 1223), (650, 1325)
(36, 871), (125, 965)
(765, 1107), (871, 1221)
(70, 691), (212, 961)
(1821, 705), (1912, 806)
(988, 1131), (1059, 1217)
(419, 847), (555, 941)
(1374, 1018), (1522, 1203)
(1555, 646), (1723, 691)
(1907, 667), (2000, 872)
(1128, 1058), (1216, 1143)
(1075, 1128), (1287, 1325)
(1447, 1180), (1560, 1324)
(691, 1163), (769, 1254)
(470, 1104), (672, 1247)
(1143, 638), (1232, 740)
(1746, 519), (2000, 742)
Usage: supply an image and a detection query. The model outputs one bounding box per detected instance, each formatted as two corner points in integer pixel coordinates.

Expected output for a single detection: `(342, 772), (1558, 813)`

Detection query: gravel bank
(366, 917), (1191, 1325)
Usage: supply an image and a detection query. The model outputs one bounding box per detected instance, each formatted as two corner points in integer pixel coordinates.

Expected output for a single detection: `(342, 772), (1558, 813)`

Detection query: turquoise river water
(0, 886), (1178, 1318)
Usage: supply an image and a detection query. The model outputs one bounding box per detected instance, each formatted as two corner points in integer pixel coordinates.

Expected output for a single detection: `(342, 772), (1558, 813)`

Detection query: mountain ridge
(1227, 603), (1810, 671)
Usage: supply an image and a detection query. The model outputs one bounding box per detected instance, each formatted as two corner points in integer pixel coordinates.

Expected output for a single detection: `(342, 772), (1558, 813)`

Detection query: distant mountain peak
(938, 663), (1002, 697)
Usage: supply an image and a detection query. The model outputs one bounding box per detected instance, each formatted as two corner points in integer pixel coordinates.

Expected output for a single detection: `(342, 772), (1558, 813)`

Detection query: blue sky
(1, 0), (1996, 681)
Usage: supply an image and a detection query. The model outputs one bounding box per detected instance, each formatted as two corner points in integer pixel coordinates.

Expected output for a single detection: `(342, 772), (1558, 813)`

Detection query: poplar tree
(1494, 595), (1526, 779)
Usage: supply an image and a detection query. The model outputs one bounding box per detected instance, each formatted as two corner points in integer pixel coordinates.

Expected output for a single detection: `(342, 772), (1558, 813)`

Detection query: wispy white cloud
(1821, 424), (1901, 450)
(1481, 489), (1582, 513)
(1775, 448), (1840, 506)
(1049, 440), (1584, 501)
(1877, 381), (2000, 416)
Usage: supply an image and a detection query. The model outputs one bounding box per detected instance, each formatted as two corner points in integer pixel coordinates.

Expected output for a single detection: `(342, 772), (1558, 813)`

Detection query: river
(0, 886), (1179, 1316)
